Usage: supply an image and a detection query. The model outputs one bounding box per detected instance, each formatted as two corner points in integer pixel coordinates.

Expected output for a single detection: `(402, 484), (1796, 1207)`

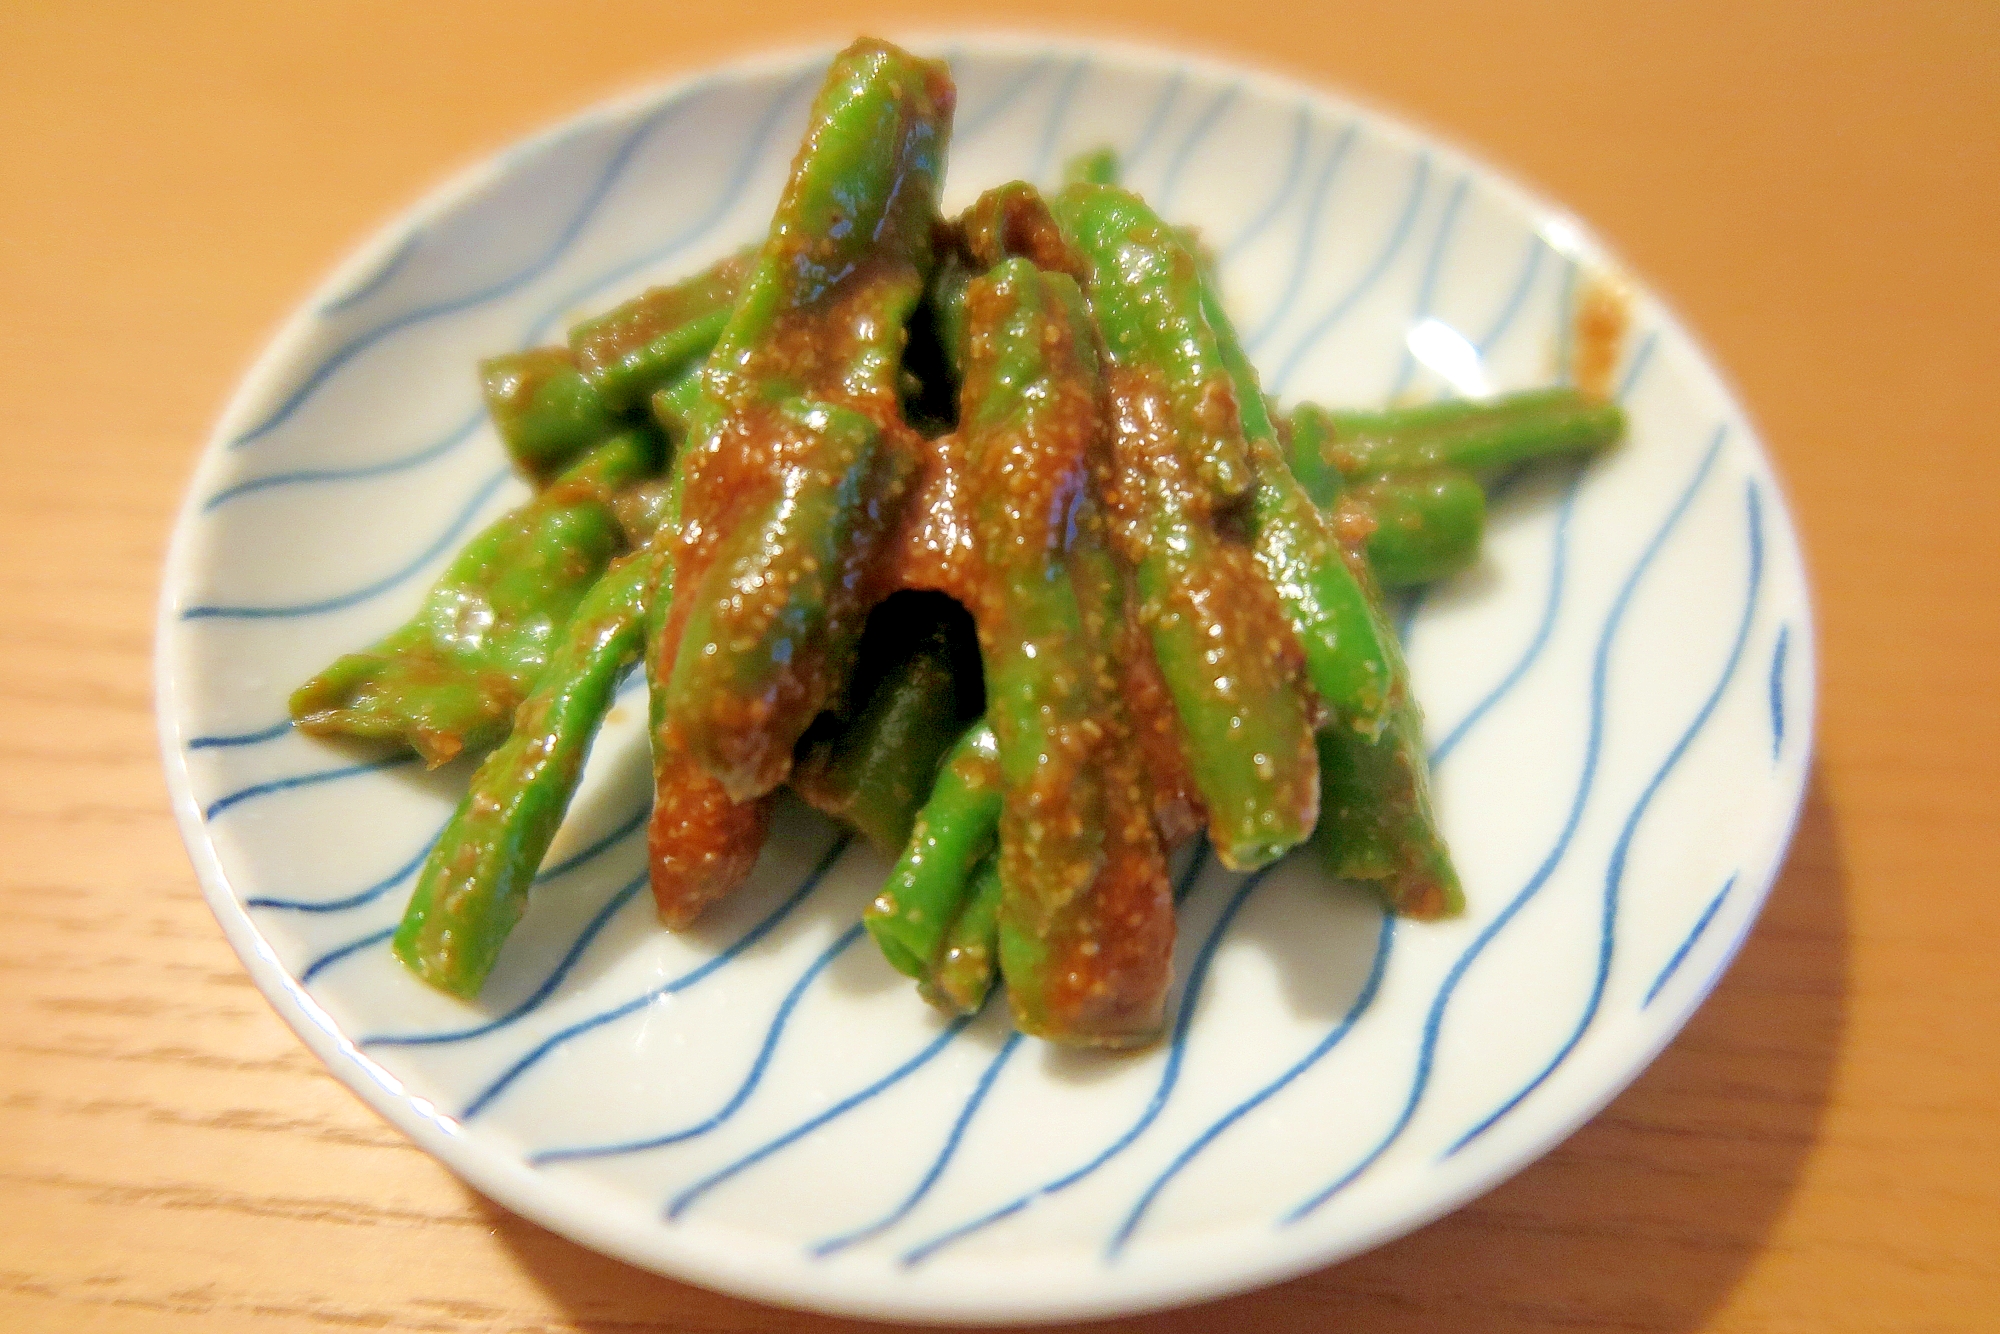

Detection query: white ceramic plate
(157, 35), (1815, 1325)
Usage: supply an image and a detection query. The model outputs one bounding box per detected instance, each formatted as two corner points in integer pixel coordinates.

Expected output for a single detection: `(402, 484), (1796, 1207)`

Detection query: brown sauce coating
(958, 183), (1088, 283)
(881, 430), (975, 599)
(648, 717), (778, 928)
(1572, 273), (1633, 402)
(1118, 609), (1207, 850)
(953, 267), (1176, 1045)
(649, 255), (927, 920)
(1099, 362), (1319, 866)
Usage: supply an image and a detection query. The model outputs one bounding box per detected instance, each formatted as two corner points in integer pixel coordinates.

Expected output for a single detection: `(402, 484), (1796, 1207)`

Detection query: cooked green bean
(644, 39), (954, 922)
(479, 348), (624, 485)
(1313, 697), (1463, 919)
(288, 37), (1672, 1033)
(392, 539), (667, 996)
(866, 721), (1001, 980)
(791, 619), (969, 854)
(958, 256), (1174, 1046)
(1196, 268), (1404, 737)
(1289, 389), (1625, 484)
(481, 253), (745, 482)
(569, 250), (749, 411)
(1062, 145), (1120, 186)
(661, 399), (902, 796)
(653, 38), (951, 805)
(1008, 183), (1319, 872)
(1192, 264), (1462, 909)
(920, 853), (1003, 1015)
(1354, 469), (1487, 588)
(1051, 183), (1252, 503)
(290, 429), (655, 766)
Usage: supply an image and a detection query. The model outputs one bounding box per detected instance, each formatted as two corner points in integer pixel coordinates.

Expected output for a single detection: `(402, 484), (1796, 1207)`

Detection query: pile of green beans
(291, 38), (1625, 1042)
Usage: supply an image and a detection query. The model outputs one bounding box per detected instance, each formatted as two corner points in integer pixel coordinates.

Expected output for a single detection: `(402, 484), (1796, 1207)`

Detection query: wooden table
(3, 2), (1993, 1329)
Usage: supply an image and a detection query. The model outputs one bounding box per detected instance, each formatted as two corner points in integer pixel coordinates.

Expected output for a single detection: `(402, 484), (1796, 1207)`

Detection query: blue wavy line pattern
(245, 817), (444, 913)
(809, 1033), (1027, 1258)
(365, 868), (649, 1050)
(204, 753), (417, 822)
(1643, 875), (1737, 1008)
(667, 1014), (976, 1221)
(245, 794), (642, 918)
(1553, 256), (1580, 383)
(1769, 624), (1790, 758)
(957, 57), (1053, 141)
(205, 410), (483, 512)
(901, 849), (1229, 1266)
(183, 468), (512, 619)
(1030, 58), (1092, 183)
(188, 718), (293, 750)
(460, 833), (851, 1120)
(1156, 82), (1241, 211)
(302, 926), (395, 984)
(176, 50), (1799, 1277)
(1121, 68), (1185, 172)
(1242, 123), (1358, 354)
(1429, 485), (1574, 767)
(1220, 103), (1312, 265)
(1476, 233), (1547, 354)
(1386, 174), (1471, 399)
(1270, 153), (1433, 395)
(1446, 478), (1766, 1155)
(514, 72), (817, 350)
(1111, 907), (1395, 1256)
(319, 226), (425, 315)
(1101, 316), (1658, 1240)
(1427, 329), (1659, 769)
(1287, 425), (1729, 1224)
(204, 72), (815, 515)
(532, 922), (866, 1164)
(230, 95), (703, 449)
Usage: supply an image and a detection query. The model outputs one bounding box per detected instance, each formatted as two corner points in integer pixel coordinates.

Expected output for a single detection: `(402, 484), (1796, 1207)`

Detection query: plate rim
(155, 29), (1819, 1324)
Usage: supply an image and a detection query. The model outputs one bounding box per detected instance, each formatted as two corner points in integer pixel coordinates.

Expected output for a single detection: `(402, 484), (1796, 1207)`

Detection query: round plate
(156, 34), (1815, 1325)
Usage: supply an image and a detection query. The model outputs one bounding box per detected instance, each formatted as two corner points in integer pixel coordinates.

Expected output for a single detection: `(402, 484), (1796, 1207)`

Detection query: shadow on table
(472, 765), (1849, 1334)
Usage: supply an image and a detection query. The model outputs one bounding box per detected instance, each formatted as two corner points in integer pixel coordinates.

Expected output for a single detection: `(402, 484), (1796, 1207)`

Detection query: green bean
(922, 249), (976, 387)
(791, 622), (969, 854)
(609, 477), (675, 548)
(1051, 183), (1251, 503)
(866, 721), (1001, 980)
(957, 256), (1174, 1045)
(639, 446), (779, 931)
(1278, 396), (1347, 507)
(478, 348), (623, 485)
(1313, 698), (1463, 919)
(1290, 389), (1625, 482)
(290, 429), (655, 766)
(1196, 272), (1404, 735)
(1193, 268), (1460, 905)
(652, 38), (951, 805)
(1354, 469), (1486, 587)
(645, 40), (952, 921)
(1062, 145), (1120, 186)
(479, 254), (746, 482)
(960, 182), (1084, 280)
(1099, 390), (1320, 871)
(920, 854), (1003, 1015)
(569, 250), (749, 411)
(975, 184), (1314, 871)
(646, 737), (779, 929)
(392, 540), (665, 996)
(649, 370), (705, 440)
(663, 400), (909, 800)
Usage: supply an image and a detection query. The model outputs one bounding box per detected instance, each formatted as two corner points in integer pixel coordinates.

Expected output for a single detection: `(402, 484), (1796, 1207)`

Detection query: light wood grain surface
(3, 2), (1994, 1329)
